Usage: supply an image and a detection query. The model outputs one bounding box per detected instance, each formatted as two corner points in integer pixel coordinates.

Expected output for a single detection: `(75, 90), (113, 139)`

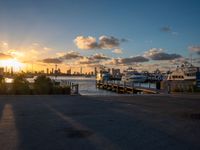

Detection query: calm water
(51, 76), (118, 95)
(51, 76), (156, 95)
(5, 76), (156, 95)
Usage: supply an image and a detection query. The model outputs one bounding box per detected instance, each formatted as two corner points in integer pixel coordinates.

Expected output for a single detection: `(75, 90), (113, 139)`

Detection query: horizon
(0, 0), (200, 72)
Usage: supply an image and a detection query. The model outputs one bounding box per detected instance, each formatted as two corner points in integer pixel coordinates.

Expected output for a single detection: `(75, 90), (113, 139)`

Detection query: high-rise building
(67, 68), (71, 75)
(51, 68), (54, 74)
(11, 67), (13, 75)
(0, 67), (4, 76)
(46, 68), (49, 74)
(58, 68), (61, 74)
(80, 67), (82, 75)
(94, 67), (97, 75)
(108, 68), (111, 73)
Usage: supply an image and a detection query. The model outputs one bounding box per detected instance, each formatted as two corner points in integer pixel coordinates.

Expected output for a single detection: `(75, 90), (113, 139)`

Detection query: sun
(0, 59), (24, 71)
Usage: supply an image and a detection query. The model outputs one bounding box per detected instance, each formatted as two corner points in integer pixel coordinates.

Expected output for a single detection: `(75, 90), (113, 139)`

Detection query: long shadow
(11, 95), (200, 150)
(12, 95), (100, 150)
(0, 98), (19, 150)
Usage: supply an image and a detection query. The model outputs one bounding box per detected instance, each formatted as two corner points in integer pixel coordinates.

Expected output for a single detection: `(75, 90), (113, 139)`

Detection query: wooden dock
(96, 81), (163, 94)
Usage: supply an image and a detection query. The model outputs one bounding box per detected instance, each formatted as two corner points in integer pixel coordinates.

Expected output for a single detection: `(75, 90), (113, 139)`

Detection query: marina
(0, 1), (200, 150)
(96, 80), (161, 94)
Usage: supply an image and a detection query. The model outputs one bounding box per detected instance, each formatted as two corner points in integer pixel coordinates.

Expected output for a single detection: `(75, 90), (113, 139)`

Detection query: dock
(96, 80), (164, 94)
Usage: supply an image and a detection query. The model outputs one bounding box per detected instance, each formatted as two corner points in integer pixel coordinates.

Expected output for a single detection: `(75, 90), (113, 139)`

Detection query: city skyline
(0, 0), (200, 72)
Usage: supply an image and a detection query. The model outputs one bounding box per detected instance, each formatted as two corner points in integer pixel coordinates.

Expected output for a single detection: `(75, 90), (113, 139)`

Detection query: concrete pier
(96, 81), (161, 94)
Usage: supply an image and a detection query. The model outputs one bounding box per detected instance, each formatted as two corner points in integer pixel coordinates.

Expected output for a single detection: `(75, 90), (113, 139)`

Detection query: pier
(96, 80), (163, 94)
(54, 80), (79, 95)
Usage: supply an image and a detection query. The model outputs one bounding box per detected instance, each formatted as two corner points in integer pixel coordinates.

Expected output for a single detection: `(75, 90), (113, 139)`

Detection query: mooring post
(74, 84), (79, 94)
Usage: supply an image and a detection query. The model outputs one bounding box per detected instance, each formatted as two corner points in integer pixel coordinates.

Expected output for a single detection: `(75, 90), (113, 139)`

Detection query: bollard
(74, 84), (79, 94)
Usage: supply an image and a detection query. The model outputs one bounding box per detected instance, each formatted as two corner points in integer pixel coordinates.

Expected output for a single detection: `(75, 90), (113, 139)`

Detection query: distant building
(94, 67), (97, 75)
(108, 68), (111, 73)
(67, 68), (71, 75)
(51, 68), (54, 74)
(0, 67), (4, 76)
(11, 67), (13, 75)
(80, 67), (82, 75)
(58, 68), (61, 74)
(46, 68), (49, 74)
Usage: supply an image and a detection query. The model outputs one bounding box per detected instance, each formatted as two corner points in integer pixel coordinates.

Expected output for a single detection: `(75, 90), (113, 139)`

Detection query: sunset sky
(0, 0), (200, 73)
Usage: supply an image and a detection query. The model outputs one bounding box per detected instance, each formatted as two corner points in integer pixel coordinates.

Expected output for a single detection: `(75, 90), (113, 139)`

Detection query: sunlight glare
(0, 59), (24, 71)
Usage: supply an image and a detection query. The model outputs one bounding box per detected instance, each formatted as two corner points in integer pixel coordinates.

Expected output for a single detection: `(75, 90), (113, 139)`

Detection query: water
(53, 76), (156, 95)
(5, 76), (156, 95)
(50, 76), (119, 95)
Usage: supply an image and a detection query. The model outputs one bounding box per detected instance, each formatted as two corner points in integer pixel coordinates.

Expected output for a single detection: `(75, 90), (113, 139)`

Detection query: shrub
(52, 86), (71, 94)
(12, 75), (31, 94)
(0, 76), (7, 94)
(33, 75), (53, 94)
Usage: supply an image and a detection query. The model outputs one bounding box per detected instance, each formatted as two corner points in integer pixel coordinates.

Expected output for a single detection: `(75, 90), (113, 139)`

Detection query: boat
(96, 70), (110, 81)
(121, 68), (147, 83)
(167, 62), (197, 81)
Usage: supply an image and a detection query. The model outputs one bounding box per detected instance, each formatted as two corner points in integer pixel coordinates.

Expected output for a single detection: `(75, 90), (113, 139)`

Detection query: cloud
(74, 36), (98, 50)
(121, 38), (128, 42)
(161, 26), (178, 35)
(76, 53), (110, 66)
(106, 56), (149, 65)
(144, 48), (182, 60)
(91, 53), (110, 60)
(106, 58), (121, 65)
(170, 57), (187, 64)
(188, 46), (200, 54)
(161, 26), (172, 32)
(150, 53), (182, 60)
(7, 49), (25, 58)
(41, 58), (63, 64)
(112, 48), (123, 54)
(0, 53), (13, 60)
(74, 35), (126, 50)
(98, 36), (120, 49)
(31, 43), (52, 52)
(59, 51), (83, 59)
(0, 41), (9, 50)
(78, 57), (99, 65)
(144, 48), (164, 57)
(120, 56), (149, 64)
(12, 42), (53, 61)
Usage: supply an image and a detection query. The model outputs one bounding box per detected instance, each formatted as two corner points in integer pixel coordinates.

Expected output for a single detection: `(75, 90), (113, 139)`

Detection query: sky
(0, 0), (200, 73)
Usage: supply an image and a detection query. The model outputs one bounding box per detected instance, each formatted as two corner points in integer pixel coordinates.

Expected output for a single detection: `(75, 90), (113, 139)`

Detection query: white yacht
(121, 68), (147, 83)
(167, 63), (197, 81)
(96, 70), (110, 81)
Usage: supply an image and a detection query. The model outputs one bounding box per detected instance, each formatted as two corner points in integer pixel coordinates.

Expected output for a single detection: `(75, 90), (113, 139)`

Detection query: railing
(96, 80), (161, 94)
(54, 80), (79, 95)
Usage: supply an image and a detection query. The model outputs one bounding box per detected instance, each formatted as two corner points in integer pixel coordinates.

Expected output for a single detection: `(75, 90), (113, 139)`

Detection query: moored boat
(121, 68), (147, 83)
(167, 62), (197, 81)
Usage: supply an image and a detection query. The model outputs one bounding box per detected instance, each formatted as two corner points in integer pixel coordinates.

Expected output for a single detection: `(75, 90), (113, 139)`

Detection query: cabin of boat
(167, 63), (197, 81)
(121, 68), (147, 82)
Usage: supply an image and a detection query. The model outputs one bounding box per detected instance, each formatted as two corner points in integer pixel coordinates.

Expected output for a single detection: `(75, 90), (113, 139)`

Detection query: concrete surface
(0, 94), (200, 150)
